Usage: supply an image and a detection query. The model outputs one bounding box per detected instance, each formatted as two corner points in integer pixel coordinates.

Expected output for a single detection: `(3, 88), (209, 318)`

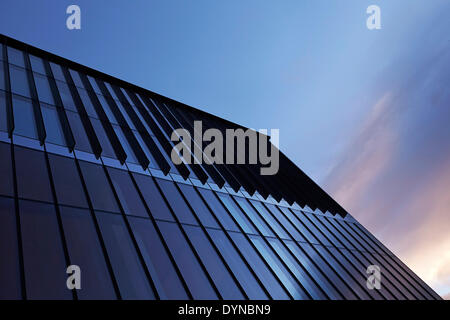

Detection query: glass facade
(0, 35), (441, 300)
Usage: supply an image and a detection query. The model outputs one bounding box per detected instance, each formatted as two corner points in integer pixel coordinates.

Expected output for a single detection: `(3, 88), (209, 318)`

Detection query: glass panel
(276, 206), (316, 243)
(106, 167), (147, 217)
(267, 237), (326, 300)
(0, 63), (5, 90)
(217, 193), (257, 234)
(155, 179), (198, 225)
(0, 142), (14, 197)
(319, 216), (355, 250)
(0, 43), (3, 60)
(250, 200), (289, 239)
(55, 80), (77, 112)
(41, 104), (66, 146)
(19, 199), (72, 299)
(33, 73), (55, 105)
(113, 125), (137, 164)
(197, 188), (239, 232)
(12, 95), (37, 139)
(132, 174), (174, 222)
(48, 154), (88, 208)
(69, 69), (84, 88)
(7, 47), (25, 67)
(157, 220), (218, 299)
(129, 216), (188, 299)
(49, 62), (66, 82)
(293, 210), (331, 246)
(97, 95), (118, 124)
(91, 118), (115, 159)
(234, 197), (274, 237)
(250, 235), (309, 299)
(116, 99), (136, 130)
(177, 184), (219, 228)
(9, 65), (31, 97)
(206, 228), (268, 299)
(79, 160), (120, 213)
(66, 111), (92, 153)
(228, 231), (290, 300)
(87, 76), (103, 95)
(95, 211), (155, 299)
(132, 130), (158, 167)
(183, 224), (244, 299)
(29, 55), (46, 74)
(60, 206), (116, 299)
(0, 91), (8, 132)
(77, 88), (98, 118)
(15, 146), (53, 202)
(0, 197), (21, 299)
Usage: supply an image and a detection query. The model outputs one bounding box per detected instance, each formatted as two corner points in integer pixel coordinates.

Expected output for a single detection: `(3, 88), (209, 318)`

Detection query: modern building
(0, 34), (441, 300)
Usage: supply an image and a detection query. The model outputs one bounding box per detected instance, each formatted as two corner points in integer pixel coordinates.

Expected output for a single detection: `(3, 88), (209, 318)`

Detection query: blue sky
(1, 0), (449, 298)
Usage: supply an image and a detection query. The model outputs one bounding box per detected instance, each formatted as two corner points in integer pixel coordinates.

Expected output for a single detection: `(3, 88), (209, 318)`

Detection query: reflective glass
(41, 104), (65, 145)
(29, 55), (46, 74)
(97, 95), (118, 124)
(0, 63), (5, 90)
(197, 188), (239, 232)
(218, 193), (257, 234)
(0, 197), (21, 299)
(250, 200), (289, 239)
(60, 206), (116, 299)
(234, 197), (274, 237)
(157, 220), (218, 299)
(177, 184), (219, 228)
(0, 91), (7, 132)
(33, 73), (55, 105)
(132, 130), (158, 167)
(77, 88), (98, 118)
(95, 211), (155, 299)
(129, 216), (189, 299)
(55, 80), (77, 112)
(19, 199), (72, 299)
(7, 47), (25, 67)
(91, 118), (115, 159)
(69, 69), (84, 88)
(49, 62), (65, 82)
(15, 146), (53, 202)
(113, 125), (137, 163)
(12, 95), (37, 139)
(66, 111), (92, 153)
(9, 65), (31, 97)
(276, 206), (315, 243)
(293, 210), (331, 246)
(183, 224), (244, 299)
(87, 76), (103, 95)
(0, 142), (14, 197)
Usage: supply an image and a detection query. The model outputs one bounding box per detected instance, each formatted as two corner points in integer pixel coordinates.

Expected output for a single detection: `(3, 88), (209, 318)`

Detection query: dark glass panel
(106, 167), (147, 217)
(0, 63), (5, 90)
(228, 231), (290, 300)
(183, 224), (244, 299)
(15, 146), (53, 202)
(66, 111), (92, 153)
(49, 62), (66, 82)
(234, 197), (274, 237)
(79, 161), (120, 213)
(0, 142), (14, 197)
(218, 193), (257, 234)
(33, 73), (55, 105)
(250, 200), (289, 239)
(206, 228), (268, 299)
(319, 216), (355, 250)
(283, 240), (342, 300)
(128, 216), (188, 299)
(276, 206), (316, 243)
(0, 91), (7, 132)
(87, 76), (103, 95)
(133, 130), (158, 167)
(267, 237), (326, 300)
(77, 88), (98, 118)
(91, 118), (115, 158)
(157, 220), (218, 299)
(293, 210), (331, 246)
(48, 154), (88, 208)
(0, 197), (21, 299)
(307, 214), (343, 248)
(97, 95), (118, 124)
(113, 125), (137, 163)
(9, 65), (31, 98)
(197, 188), (239, 232)
(177, 184), (219, 228)
(55, 80), (77, 112)
(29, 55), (46, 74)
(7, 47), (25, 67)
(60, 206), (116, 299)
(41, 104), (65, 146)
(12, 95), (37, 139)
(132, 173), (174, 222)
(19, 200), (72, 299)
(68, 69), (84, 88)
(115, 99), (136, 130)
(95, 211), (155, 299)
(155, 179), (198, 225)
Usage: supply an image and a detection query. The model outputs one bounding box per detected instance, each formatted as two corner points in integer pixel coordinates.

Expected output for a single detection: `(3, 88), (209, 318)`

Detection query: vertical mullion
(2, 44), (14, 136)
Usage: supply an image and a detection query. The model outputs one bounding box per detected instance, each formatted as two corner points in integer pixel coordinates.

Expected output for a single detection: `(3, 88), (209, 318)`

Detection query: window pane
(132, 174), (174, 221)
(95, 211), (155, 299)
(234, 197), (274, 237)
(128, 216), (188, 299)
(60, 206), (116, 299)
(87, 76), (103, 95)
(79, 161), (120, 213)
(293, 210), (331, 246)
(48, 154), (88, 208)
(228, 231), (290, 300)
(197, 188), (239, 232)
(7, 47), (25, 67)
(55, 80), (77, 112)
(0, 91), (6, 132)
(107, 167), (147, 217)
(113, 125), (137, 163)
(19, 200), (72, 299)
(50, 62), (65, 82)
(69, 69), (84, 88)
(184, 224), (244, 299)
(29, 55), (46, 74)
(250, 200), (289, 239)
(156, 179), (198, 225)
(12, 95), (37, 139)
(0, 63), (5, 90)
(66, 111), (92, 153)
(34, 73), (55, 105)
(206, 228), (268, 299)
(97, 95), (118, 124)
(157, 220), (218, 299)
(177, 184), (219, 228)
(41, 104), (65, 146)
(15, 146), (53, 202)
(218, 193), (257, 234)
(77, 88), (98, 118)
(0, 197), (21, 299)
(276, 206), (313, 243)
(91, 118), (115, 159)
(9, 65), (31, 97)
(133, 130), (158, 167)
(0, 142), (14, 197)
